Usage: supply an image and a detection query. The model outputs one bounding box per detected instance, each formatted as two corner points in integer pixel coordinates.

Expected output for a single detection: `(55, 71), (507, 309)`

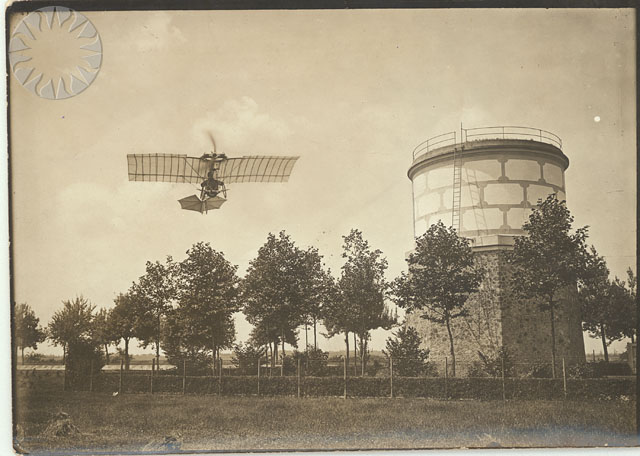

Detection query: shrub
(472, 347), (515, 378)
(293, 347), (330, 377)
(597, 361), (633, 376)
(232, 342), (265, 375)
(302, 376), (344, 397)
(282, 355), (297, 376)
(24, 353), (44, 364)
(383, 326), (431, 377)
(567, 361), (632, 379)
(79, 372), (636, 400)
(522, 362), (554, 378)
(347, 377), (390, 397)
(394, 377), (444, 398)
(568, 363), (602, 379)
(65, 339), (105, 390)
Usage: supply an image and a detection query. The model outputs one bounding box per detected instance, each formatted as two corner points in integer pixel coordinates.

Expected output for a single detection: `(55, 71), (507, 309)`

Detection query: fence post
(389, 356), (393, 399)
(343, 356), (347, 399)
(444, 357), (448, 400)
(150, 359), (154, 394)
(257, 359), (260, 396)
(297, 358), (301, 398)
(63, 364), (67, 392)
(501, 355), (505, 402)
(218, 358), (222, 396)
(119, 359), (123, 395)
(281, 357), (284, 377)
(562, 357), (567, 399)
(182, 359), (186, 395)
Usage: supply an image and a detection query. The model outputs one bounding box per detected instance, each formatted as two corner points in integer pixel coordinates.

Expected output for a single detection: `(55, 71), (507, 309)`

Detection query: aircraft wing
(217, 156), (300, 184)
(127, 154), (210, 183)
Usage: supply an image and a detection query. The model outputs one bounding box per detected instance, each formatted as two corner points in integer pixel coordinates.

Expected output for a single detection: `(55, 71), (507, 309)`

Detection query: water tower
(406, 126), (586, 373)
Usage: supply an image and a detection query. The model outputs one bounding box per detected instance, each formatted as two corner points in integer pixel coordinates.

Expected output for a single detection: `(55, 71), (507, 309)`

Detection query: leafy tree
(324, 229), (395, 376)
(14, 303), (45, 364)
(47, 296), (96, 362)
(131, 257), (177, 367)
(162, 307), (220, 374)
(242, 232), (311, 367)
(578, 248), (626, 363)
(508, 194), (589, 376)
(382, 326), (431, 377)
(322, 285), (355, 375)
(392, 221), (484, 377)
(298, 247), (334, 350)
(621, 268), (637, 343)
(91, 308), (114, 364)
(173, 242), (239, 371)
(108, 293), (140, 370)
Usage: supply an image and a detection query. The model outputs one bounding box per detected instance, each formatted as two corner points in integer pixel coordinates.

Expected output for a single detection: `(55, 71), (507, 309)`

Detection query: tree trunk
(305, 324), (308, 350)
(361, 338), (367, 377)
(124, 338), (130, 370)
(632, 333), (636, 344)
(273, 338), (279, 371)
(155, 339), (160, 370)
(313, 317), (317, 350)
(600, 324), (609, 363)
(281, 330), (285, 356)
(445, 317), (456, 377)
(353, 333), (358, 376)
(212, 333), (217, 376)
(345, 332), (350, 376)
(62, 344), (66, 364)
(549, 299), (557, 378)
(104, 343), (110, 364)
(156, 314), (161, 369)
(21, 346), (24, 365)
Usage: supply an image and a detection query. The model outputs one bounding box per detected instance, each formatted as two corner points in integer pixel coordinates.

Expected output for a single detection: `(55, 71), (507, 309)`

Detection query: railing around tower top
(413, 126), (563, 160)
(412, 131), (457, 160)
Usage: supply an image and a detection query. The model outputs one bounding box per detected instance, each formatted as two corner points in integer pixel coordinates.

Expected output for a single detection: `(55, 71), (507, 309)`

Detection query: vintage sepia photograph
(7, 3), (637, 454)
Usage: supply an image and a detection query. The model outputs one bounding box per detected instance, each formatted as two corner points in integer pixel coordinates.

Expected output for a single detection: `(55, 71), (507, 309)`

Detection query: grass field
(14, 387), (637, 453)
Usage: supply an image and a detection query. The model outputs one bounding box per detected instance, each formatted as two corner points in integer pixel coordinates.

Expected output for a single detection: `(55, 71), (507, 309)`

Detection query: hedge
(19, 371), (635, 401)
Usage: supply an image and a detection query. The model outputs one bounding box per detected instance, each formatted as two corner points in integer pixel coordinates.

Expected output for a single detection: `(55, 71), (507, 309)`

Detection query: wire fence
(17, 356), (635, 401)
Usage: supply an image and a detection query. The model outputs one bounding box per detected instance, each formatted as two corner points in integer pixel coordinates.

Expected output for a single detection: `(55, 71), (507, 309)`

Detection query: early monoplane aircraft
(127, 138), (300, 214)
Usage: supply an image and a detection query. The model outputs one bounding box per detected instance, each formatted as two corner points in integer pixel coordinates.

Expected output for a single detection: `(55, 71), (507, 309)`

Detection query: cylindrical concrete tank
(408, 126), (568, 239)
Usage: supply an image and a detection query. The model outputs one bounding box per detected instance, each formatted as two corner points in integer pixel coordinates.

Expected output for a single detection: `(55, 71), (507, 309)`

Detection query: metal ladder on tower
(451, 148), (463, 232)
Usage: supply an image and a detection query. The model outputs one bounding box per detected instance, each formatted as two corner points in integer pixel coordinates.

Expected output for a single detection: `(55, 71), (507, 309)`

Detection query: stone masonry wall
(498, 250), (586, 373)
(406, 249), (586, 376)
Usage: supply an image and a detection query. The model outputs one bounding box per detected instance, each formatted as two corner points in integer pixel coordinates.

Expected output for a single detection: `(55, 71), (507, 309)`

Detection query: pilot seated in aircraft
(201, 171), (223, 198)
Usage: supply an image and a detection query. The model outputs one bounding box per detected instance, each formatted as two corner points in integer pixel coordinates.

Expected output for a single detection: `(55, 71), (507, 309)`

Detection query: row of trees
(21, 231), (397, 375)
(15, 195), (637, 377)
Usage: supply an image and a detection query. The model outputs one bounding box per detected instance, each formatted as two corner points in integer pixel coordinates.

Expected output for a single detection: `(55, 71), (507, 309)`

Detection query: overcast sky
(9, 8), (635, 356)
